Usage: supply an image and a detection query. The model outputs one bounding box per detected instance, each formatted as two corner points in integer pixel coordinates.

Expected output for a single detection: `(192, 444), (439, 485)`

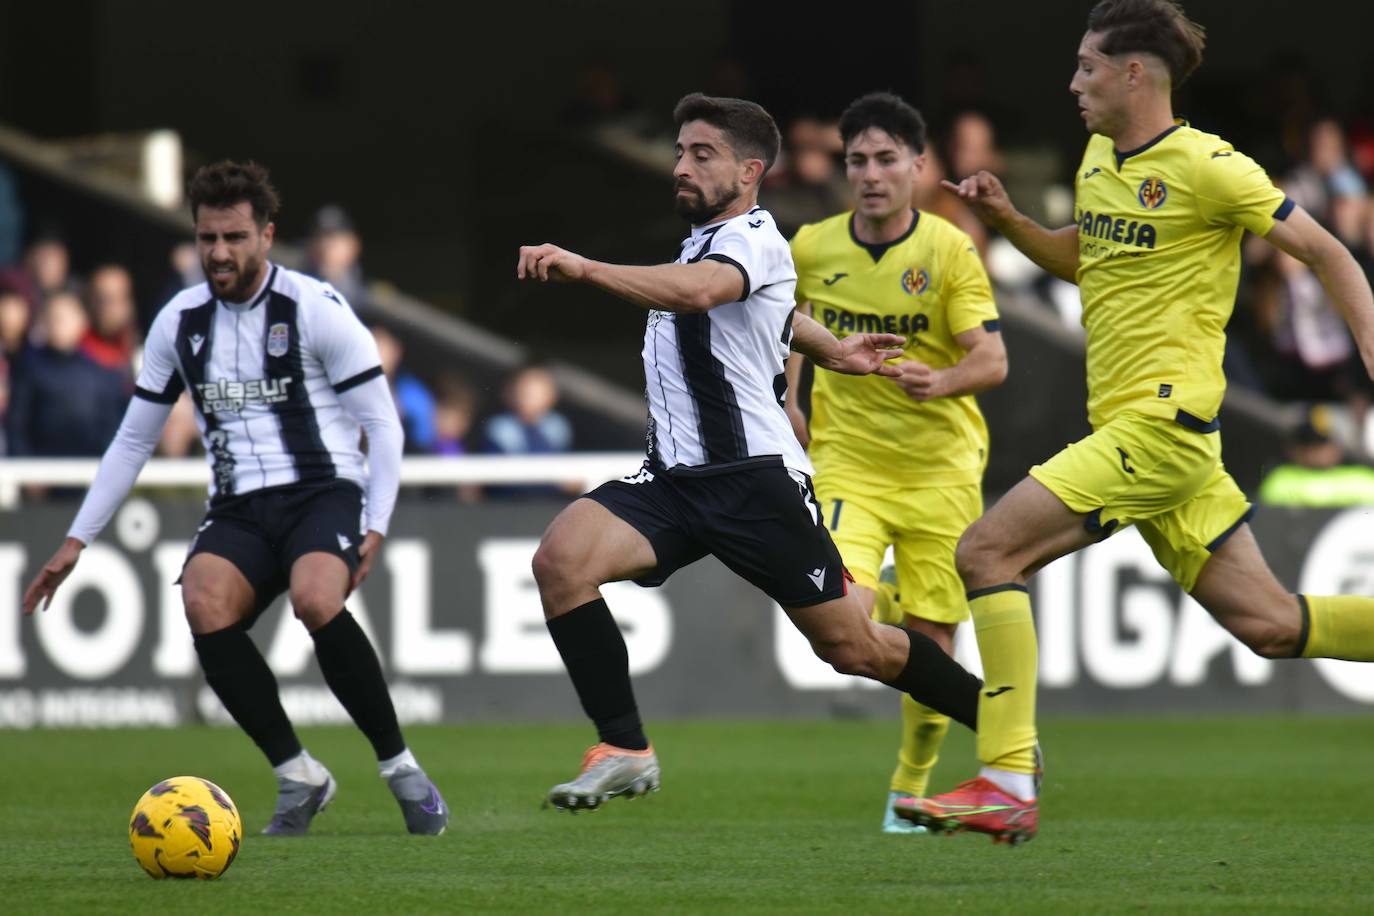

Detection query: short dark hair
(839, 92), (927, 154)
(1086, 0), (1206, 87)
(187, 160), (281, 228)
(672, 93), (781, 174)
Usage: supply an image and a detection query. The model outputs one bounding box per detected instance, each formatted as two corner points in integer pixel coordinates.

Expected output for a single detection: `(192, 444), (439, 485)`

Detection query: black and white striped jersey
(643, 207), (811, 476)
(135, 264), (387, 501)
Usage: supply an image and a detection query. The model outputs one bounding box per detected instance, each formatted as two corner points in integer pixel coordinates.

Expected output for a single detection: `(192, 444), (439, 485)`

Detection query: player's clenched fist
(940, 170), (1014, 229)
(517, 243), (590, 283)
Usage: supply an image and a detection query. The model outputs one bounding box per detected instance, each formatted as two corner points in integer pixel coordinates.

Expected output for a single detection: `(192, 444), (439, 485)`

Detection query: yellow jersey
(1074, 123), (1289, 428)
(791, 210), (998, 493)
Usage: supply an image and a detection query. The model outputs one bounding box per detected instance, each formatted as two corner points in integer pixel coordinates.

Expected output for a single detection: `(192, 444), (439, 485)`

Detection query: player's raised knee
(954, 523), (994, 585)
(531, 531), (578, 592)
(290, 586), (343, 631)
(182, 586), (239, 634)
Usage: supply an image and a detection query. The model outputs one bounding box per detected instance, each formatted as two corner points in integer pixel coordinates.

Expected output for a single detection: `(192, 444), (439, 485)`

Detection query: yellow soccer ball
(129, 776), (243, 879)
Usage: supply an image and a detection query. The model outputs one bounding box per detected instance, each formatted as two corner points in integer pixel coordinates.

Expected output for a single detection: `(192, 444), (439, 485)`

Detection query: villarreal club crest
(901, 267), (930, 296)
(1138, 178), (1168, 209)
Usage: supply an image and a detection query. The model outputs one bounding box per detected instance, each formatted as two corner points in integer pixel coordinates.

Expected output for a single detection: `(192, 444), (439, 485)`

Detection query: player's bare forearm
(517, 244), (743, 313)
(1001, 216), (1080, 283)
(789, 312), (841, 363)
(792, 312), (903, 377)
(942, 171), (1079, 282)
(582, 260), (743, 313)
(938, 330), (1010, 397)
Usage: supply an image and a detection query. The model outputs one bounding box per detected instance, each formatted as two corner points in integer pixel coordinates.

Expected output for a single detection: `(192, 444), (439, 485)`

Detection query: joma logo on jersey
(821, 307), (927, 337)
(1077, 211), (1157, 249)
(1137, 178), (1167, 209)
(196, 377), (293, 412)
(900, 268), (930, 295)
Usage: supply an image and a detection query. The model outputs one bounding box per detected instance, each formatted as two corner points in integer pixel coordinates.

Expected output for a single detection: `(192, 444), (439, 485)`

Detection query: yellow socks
(1300, 594), (1374, 660)
(889, 694), (950, 797)
(969, 585), (1038, 775)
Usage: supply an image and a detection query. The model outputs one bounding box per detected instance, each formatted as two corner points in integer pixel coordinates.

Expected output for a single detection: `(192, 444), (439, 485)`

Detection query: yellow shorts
(1029, 411), (1253, 592)
(814, 482), (980, 626)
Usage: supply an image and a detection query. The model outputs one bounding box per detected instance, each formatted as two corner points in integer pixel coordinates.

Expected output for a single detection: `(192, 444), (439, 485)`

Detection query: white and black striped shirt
(643, 207), (810, 476)
(68, 264), (403, 543)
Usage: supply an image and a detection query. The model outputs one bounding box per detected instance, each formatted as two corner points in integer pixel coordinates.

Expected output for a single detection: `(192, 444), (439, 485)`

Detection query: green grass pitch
(1, 717), (1372, 914)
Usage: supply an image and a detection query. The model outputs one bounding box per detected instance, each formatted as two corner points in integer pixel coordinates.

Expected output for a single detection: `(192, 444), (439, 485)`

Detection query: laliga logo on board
(900, 268), (929, 296)
(1138, 178), (1168, 209)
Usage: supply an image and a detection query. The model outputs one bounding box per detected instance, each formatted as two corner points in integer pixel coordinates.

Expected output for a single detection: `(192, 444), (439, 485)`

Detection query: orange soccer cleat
(892, 776), (1037, 845)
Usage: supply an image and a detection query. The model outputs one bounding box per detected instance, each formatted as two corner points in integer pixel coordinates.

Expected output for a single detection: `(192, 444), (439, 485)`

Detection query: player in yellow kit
(784, 92), (1007, 833)
(897, 0), (1374, 844)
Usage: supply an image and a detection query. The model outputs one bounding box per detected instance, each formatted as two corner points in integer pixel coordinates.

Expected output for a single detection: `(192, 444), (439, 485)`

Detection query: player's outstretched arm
(1264, 206), (1374, 378)
(23, 397), (173, 614)
(943, 171), (1079, 282)
(517, 243), (743, 313)
(790, 312), (904, 377)
(892, 325), (1009, 402)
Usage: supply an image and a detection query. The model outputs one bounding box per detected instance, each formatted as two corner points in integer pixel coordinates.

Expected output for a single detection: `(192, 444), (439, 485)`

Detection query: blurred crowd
(0, 187), (573, 500)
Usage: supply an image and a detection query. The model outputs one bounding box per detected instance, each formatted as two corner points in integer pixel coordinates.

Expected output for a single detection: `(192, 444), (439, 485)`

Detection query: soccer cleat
(881, 791), (928, 835)
(262, 770), (337, 836)
(545, 742), (660, 812)
(387, 766), (449, 836)
(893, 777), (1037, 845)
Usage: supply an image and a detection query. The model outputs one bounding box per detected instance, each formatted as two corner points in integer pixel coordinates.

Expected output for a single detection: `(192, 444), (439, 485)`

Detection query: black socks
(194, 625), (302, 766)
(546, 598), (649, 750)
(883, 626), (982, 731)
(311, 609), (406, 761)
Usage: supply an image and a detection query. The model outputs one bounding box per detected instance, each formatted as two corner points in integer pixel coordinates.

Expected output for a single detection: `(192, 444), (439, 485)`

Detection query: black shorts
(183, 481), (365, 618)
(586, 461), (849, 608)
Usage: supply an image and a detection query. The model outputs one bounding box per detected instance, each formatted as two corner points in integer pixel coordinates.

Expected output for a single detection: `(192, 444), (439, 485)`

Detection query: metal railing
(0, 454), (646, 509)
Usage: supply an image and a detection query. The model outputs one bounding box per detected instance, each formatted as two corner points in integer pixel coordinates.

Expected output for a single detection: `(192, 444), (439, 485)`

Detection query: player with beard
(517, 93), (987, 812)
(23, 161), (449, 836)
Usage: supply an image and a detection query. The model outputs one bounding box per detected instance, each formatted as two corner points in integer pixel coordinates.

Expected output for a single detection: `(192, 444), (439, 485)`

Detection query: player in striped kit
(518, 94), (986, 812)
(23, 161), (448, 837)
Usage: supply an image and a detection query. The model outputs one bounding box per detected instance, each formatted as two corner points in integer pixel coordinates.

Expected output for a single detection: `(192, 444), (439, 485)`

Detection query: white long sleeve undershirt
(66, 397), (172, 545)
(337, 375), (403, 536)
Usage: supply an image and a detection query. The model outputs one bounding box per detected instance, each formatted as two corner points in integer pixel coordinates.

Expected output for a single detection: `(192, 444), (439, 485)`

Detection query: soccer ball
(129, 776), (243, 879)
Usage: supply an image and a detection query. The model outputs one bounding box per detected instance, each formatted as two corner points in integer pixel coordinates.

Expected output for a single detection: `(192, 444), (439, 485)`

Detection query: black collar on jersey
(848, 209), (919, 263)
(217, 264), (277, 311)
(1114, 123), (1181, 169)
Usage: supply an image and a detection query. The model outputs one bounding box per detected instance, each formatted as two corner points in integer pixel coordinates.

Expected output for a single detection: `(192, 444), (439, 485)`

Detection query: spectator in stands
(307, 204), (370, 314)
(1286, 118), (1367, 229)
(930, 110), (1004, 260)
(1258, 405), (1374, 507)
(5, 291), (127, 457)
(0, 288), (30, 360)
(432, 373), (477, 457)
(22, 230), (77, 300)
(1251, 245), (1368, 406)
(156, 242), (203, 325)
(481, 362), (574, 498)
(483, 362), (571, 456)
(372, 324), (436, 453)
(764, 116), (849, 236)
(80, 264), (140, 388)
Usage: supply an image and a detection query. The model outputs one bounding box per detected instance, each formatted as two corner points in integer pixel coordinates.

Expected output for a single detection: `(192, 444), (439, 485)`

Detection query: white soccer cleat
(546, 742), (661, 812)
